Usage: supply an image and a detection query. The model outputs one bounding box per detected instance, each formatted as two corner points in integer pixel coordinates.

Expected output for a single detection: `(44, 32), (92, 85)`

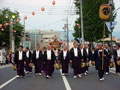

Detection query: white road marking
(60, 69), (72, 90)
(0, 76), (17, 89)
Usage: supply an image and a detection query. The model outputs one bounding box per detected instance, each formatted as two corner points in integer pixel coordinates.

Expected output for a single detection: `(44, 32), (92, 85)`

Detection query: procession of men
(13, 42), (120, 81)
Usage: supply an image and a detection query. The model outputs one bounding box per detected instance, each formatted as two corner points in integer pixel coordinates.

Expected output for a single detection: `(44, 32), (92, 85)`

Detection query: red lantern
(5, 23), (9, 26)
(52, 45), (54, 48)
(77, 24), (80, 26)
(52, 1), (56, 5)
(24, 16), (27, 20)
(0, 24), (2, 28)
(11, 21), (13, 24)
(1, 28), (4, 31)
(14, 30), (16, 33)
(41, 7), (45, 11)
(32, 11), (35, 15)
(17, 19), (20, 23)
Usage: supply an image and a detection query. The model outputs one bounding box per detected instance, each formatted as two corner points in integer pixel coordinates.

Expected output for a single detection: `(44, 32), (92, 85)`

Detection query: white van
(0, 49), (6, 65)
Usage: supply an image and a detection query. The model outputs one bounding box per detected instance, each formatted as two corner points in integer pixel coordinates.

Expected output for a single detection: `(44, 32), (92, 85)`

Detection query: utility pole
(78, 25), (81, 43)
(11, 24), (15, 53)
(23, 19), (26, 50)
(11, 19), (15, 53)
(66, 17), (69, 49)
(9, 18), (12, 52)
(39, 33), (41, 47)
(10, 19), (15, 53)
(80, 0), (84, 45)
(29, 39), (31, 50)
(63, 25), (67, 43)
(109, 0), (113, 55)
(35, 33), (37, 49)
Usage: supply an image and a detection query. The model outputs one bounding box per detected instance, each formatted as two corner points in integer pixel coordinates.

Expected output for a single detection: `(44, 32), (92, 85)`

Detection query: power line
(26, 19), (64, 31)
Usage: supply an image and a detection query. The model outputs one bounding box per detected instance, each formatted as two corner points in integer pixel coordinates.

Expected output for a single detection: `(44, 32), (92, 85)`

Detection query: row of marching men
(13, 42), (92, 79)
(62, 42), (120, 81)
(13, 42), (120, 81)
(14, 45), (56, 79)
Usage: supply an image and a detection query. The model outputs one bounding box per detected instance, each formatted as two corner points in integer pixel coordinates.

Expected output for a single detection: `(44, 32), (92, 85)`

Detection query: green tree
(73, 0), (116, 43)
(0, 8), (24, 49)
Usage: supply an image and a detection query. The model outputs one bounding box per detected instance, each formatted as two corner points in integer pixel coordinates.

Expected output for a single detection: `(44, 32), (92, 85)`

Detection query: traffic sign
(106, 22), (117, 31)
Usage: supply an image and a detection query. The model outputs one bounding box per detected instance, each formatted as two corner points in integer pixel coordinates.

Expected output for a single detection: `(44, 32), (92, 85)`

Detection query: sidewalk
(0, 64), (12, 69)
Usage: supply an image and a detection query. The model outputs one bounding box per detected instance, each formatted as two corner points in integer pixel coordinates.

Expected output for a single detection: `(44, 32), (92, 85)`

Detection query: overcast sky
(0, 0), (77, 32)
(0, 0), (120, 38)
(112, 0), (120, 38)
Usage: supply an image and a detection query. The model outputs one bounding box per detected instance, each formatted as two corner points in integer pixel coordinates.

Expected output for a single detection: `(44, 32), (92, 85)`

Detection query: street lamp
(12, 15), (15, 19)
(5, 15), (8, 19)
(5, 14), (16, 53)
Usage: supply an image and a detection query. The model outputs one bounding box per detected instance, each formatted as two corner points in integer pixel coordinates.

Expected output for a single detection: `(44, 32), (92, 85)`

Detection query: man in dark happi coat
(104, 44), (111, 74)
(92, 45), (99, 70)
(58, 44), (70, 76)
(84, 44), (92, 73)
(25, 47), (32, 73)
(80, 44), (87, 75)
(70, 42), (82, 78)
(44, 45), (56, 79)
(14, 46), (26, 77)
(93, 43), (108, 81)
(113, 45), (120, 75)
(41, 48), (46, 72)
(32, 46), (43, 76)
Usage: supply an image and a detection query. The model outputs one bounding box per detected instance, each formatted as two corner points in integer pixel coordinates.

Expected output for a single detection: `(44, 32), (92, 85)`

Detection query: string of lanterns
(0, 18), (20, 31)
(0, 0), (56, 32)
(32, 0), (56, 14)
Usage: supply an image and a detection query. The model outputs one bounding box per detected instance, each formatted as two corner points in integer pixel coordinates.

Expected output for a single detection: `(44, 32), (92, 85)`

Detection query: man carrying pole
(93, 43), (108, 81)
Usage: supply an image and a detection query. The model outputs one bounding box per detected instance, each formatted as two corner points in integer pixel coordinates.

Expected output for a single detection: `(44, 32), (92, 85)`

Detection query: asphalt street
(0, 65), (120, 90)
